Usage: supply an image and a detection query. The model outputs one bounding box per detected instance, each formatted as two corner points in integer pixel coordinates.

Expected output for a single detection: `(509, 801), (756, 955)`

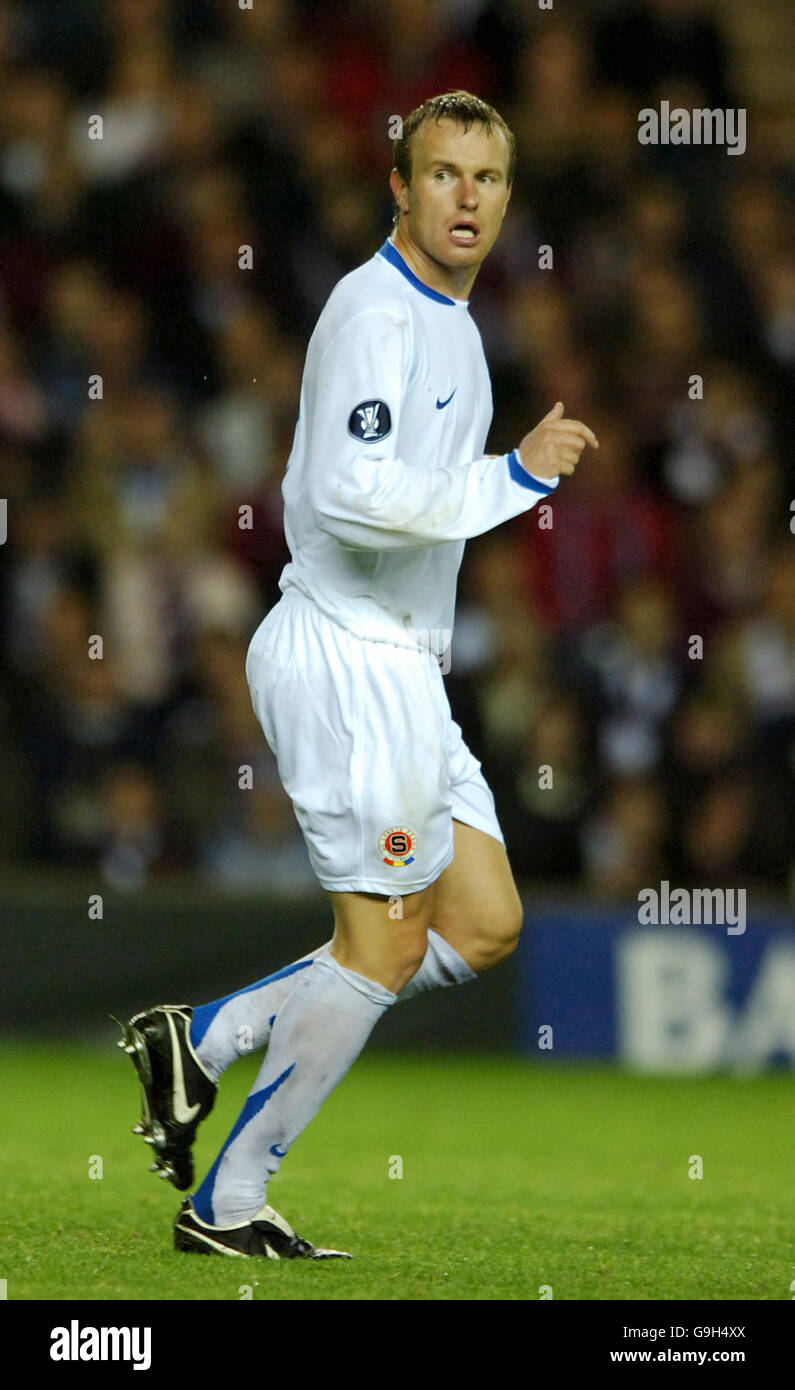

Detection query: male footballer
(118, 91), (597, 1260)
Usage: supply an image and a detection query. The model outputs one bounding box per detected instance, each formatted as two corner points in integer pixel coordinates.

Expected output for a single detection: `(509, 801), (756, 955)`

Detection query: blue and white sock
(192, 954), (396, 1226)
(190, 949), (323, 1082)
(190, 928), (475, 1081)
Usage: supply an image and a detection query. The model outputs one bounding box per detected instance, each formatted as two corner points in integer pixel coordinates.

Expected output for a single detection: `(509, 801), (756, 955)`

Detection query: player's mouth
(448, 220), (481, 247)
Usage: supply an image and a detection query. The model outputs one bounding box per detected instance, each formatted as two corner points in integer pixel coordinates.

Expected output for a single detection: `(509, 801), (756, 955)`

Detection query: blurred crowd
(0, 0), (792, 896)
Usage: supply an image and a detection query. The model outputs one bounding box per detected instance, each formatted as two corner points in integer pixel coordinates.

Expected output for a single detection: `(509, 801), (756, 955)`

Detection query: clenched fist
(517, 401), (598, 479)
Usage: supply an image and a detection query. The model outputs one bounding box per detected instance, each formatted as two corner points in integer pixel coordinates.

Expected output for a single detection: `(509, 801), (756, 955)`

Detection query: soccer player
(118, 90), (597, 1260)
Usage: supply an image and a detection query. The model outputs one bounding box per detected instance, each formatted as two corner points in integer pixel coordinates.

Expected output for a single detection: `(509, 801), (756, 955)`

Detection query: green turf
(1, 1042), (792, 1300)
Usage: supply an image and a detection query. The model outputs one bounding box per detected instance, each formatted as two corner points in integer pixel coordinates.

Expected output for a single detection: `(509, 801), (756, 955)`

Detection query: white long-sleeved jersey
(278, 236), (558, 655)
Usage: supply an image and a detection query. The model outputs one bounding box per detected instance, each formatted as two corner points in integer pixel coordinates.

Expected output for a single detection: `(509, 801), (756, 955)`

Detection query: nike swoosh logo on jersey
(436, 389), (457, 409)
(270, 1143), (288, 1159)
(167, 1012), (201, 1124)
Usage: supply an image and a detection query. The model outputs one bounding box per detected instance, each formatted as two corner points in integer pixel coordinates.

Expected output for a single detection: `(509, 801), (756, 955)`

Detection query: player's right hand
(517, 401), (598, 479)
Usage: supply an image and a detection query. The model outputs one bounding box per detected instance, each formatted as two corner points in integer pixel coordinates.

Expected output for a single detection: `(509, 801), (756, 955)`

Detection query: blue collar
(378, 238), (459, 306)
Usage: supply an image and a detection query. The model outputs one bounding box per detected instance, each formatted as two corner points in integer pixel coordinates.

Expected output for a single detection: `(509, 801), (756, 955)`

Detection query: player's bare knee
(471, 897), (523, 970)
(329, 889), (431, 994)
(330, 940), (426, 995)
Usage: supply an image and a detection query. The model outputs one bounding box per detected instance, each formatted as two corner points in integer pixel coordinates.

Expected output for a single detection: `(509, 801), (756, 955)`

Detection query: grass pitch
(2, 1042), (791, 1301)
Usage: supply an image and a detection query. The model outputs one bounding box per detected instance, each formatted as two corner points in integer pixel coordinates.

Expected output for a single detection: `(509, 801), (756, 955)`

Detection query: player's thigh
(248, 596), (454, 897)
(328, 883), (437, 994)
(432, 819), (524, 971)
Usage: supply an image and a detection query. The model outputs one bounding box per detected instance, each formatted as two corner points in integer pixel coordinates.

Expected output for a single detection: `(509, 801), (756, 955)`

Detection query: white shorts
(245, 589), (504, 894)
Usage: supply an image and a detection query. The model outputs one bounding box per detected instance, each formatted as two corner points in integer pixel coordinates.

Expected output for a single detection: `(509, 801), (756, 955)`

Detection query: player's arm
(307, 310), (597, 549)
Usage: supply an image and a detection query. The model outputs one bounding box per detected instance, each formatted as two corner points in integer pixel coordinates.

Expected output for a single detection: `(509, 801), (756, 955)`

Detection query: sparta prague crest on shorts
(379, 826), (417, 867)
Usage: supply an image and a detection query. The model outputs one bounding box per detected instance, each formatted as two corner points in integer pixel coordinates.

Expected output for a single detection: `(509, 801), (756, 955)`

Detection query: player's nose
(458, 178), (478, 207)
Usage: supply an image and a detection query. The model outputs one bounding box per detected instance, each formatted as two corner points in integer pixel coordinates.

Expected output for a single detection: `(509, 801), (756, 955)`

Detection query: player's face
(392, 118), (512, 288)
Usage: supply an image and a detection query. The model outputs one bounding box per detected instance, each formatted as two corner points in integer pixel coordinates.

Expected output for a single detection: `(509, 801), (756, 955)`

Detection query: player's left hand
(517, 401), (599, 479)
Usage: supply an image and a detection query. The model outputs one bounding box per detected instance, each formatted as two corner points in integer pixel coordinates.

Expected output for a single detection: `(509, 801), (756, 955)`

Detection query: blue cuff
(508, 449), (559, 495)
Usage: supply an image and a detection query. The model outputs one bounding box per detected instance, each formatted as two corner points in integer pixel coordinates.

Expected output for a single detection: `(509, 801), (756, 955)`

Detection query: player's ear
(502, 181), (512, 217)
(389, 167), (409, 218)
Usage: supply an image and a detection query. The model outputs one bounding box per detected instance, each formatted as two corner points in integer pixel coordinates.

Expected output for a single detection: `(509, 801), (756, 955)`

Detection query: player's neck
(390, 227), (477, 302)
